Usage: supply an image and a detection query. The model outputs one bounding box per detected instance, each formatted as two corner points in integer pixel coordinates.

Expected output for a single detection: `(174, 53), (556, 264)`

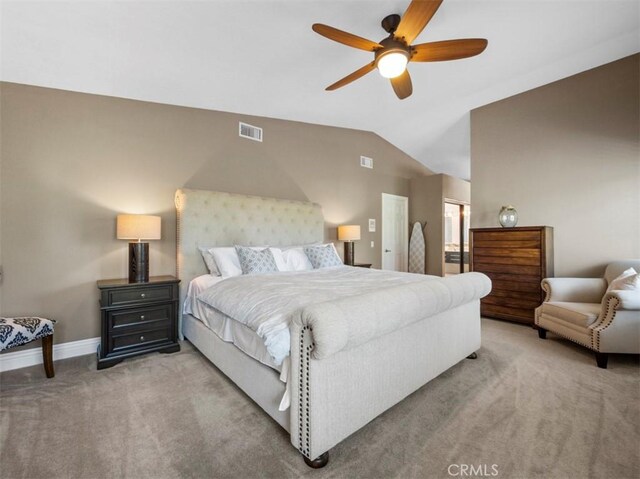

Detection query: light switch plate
(370, 241), (374, 248)
(369, 219), (376, 232)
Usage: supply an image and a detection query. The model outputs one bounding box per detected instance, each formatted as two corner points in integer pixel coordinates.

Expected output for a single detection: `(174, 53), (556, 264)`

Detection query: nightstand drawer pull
(140, 335), (145, 341)
(140, 315), (145, 320)
(140, 293), (146, 298)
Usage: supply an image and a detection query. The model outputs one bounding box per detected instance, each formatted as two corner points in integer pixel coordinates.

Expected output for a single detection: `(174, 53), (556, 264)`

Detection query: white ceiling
(1, 0), (638, 179)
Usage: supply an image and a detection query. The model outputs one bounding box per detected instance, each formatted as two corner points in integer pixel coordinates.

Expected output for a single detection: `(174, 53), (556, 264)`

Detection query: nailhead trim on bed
(298, 325), (314, 459)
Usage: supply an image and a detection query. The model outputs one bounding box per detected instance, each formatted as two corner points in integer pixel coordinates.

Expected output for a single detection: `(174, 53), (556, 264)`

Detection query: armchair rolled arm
(603, 290), (640, 310)
(541, 278), (607, 303)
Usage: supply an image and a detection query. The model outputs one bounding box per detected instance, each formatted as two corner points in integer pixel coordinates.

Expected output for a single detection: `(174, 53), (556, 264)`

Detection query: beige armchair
(535, 260), (640, 368)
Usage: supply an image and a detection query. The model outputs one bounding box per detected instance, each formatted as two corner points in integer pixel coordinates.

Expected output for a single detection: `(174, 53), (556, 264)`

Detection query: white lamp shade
(117, 215), (161, 241)
(338, 225), (361, 241)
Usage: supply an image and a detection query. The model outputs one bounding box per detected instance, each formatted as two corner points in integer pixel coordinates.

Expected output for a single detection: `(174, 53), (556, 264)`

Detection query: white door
(381, 193), (409, 271)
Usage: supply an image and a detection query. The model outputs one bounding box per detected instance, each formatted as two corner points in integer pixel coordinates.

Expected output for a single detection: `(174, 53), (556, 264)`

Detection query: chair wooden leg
(595, 352), (608, 369)
(42, 335), (55, 378)
(538, 328), (547, 339)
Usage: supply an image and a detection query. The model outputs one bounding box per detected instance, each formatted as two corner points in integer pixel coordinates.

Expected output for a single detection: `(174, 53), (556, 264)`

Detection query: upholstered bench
(0, 317), (56, 377)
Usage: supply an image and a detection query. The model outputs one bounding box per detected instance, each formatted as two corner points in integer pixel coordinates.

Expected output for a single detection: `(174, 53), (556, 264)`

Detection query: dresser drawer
(105, 284), (175, 307)
(482, 293), (542, 310)
(472, 230), (541, 243)
(471, 262), (541, 276)
(108, 304), (173, 329)
(111, 327), (171, 352)
(473, 255), (540, 266)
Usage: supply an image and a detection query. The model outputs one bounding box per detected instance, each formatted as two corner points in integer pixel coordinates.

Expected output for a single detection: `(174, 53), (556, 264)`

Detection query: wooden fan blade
(326, 62), (376, 91)
(390, 70), (413, 99)
(411, 39), (488, 62)
(312, 24), (382, 51)
(394, 0), (443, 45)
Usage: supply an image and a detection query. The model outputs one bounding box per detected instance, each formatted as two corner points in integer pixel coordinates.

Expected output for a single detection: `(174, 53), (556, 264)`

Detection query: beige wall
(0, 82), (432, 347)
(471, 54), (639, 277)
(410, 174), (470, 276)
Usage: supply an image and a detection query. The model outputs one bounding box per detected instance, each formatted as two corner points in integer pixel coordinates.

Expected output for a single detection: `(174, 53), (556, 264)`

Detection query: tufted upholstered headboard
(174, 188), (324, 322)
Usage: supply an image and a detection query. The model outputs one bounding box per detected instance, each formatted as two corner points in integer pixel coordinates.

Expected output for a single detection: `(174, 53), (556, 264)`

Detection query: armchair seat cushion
(0, 317), (56, 351)
(539, 302), (601, 328)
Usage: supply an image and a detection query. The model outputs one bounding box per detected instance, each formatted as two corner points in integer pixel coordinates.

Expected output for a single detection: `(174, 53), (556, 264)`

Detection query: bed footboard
(290, 300), (482, 463)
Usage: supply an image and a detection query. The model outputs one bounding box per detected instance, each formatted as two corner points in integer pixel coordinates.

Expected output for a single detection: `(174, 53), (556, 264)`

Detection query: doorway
(444, 202), (470, 275)
(381, 193), (409, 272)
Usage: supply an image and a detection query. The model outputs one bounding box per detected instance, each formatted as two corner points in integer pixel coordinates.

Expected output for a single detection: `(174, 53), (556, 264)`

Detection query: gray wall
(471, 54), (639, 277)
(0, 82), (432, 346)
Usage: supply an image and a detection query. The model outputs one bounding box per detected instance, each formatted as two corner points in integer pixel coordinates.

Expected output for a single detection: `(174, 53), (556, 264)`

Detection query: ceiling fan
(312, 0), (488, 100)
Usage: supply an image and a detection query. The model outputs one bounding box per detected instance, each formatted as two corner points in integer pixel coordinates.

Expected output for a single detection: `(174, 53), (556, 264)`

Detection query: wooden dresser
(470, 226), (554, 324)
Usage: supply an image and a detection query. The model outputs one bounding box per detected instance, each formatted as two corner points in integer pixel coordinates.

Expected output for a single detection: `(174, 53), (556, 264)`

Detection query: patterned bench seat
(0, 317), (56, 377)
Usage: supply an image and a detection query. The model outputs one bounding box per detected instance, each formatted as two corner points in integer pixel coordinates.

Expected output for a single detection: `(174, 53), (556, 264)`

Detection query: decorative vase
(498, 205), (518, 228)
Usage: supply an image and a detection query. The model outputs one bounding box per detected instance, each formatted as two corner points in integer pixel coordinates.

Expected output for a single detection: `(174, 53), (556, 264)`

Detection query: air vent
(360, 156), (373, 169)
(239, 122), (263, 142)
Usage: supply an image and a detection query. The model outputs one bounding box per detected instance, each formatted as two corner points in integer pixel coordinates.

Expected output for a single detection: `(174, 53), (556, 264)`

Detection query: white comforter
(197, 266), (432, 365)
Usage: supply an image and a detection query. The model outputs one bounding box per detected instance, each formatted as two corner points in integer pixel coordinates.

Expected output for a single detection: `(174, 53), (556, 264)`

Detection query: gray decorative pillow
(303, 244), (343, 269)
(235, 246), (278, 275)
(199, 247), (220, 275)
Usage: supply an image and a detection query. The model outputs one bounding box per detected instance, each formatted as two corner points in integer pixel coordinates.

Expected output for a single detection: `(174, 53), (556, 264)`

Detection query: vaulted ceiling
(1, 1), (638, 179)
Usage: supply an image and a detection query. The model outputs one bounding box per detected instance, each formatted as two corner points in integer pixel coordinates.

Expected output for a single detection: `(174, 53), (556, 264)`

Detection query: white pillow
(280, 247), (314, 271)
(269, 248), (289, 272)
(211, 247), (243, 277)
(607, 267), (640, 292)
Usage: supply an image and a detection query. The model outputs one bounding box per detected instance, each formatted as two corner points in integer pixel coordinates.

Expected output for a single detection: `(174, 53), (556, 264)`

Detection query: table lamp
(338, 225), (361, 266)
(117, 214), (161, 283)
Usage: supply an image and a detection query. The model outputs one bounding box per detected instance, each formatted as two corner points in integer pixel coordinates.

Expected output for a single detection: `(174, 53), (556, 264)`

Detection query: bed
(175, 188), (491, 467)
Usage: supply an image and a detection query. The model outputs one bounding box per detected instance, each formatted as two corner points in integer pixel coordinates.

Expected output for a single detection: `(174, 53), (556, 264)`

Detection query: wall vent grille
(239, 122), (263, 142)
(360, 156), (373, 169)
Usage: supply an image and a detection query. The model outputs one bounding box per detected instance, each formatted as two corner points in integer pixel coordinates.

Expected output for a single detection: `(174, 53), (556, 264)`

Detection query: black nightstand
(353, 263), (372, 268)
(96, 275), (180, 370)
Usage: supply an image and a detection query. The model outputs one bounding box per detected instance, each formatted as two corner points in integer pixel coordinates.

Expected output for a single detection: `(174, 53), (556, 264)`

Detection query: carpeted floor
(1, 318), (639, 479)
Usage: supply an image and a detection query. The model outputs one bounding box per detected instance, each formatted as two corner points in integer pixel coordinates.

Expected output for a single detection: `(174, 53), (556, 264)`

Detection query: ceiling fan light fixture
(376, 50), (409, 78)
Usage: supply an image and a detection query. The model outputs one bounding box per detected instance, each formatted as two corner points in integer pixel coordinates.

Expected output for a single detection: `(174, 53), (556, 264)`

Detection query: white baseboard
(0, 337), (100, 373)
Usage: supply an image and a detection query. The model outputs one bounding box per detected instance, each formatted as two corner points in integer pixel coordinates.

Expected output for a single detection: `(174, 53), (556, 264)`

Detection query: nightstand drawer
(106, 284), (174, 307)
(111, 327), (171, 352)
(108, 304), (173, 329)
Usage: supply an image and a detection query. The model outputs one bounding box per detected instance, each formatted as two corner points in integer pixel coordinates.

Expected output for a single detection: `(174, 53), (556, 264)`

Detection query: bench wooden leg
(42, 335), (55, 378)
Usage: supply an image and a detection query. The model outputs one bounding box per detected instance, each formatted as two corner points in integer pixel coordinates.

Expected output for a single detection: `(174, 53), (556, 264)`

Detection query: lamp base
(344, 242), (355, 266)
(129, 242), (149, 283)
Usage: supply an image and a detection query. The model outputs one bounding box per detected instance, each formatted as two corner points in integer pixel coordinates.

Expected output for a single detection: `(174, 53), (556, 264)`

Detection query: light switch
(369, 219), (376, 232)
(370, 241), (375, 248)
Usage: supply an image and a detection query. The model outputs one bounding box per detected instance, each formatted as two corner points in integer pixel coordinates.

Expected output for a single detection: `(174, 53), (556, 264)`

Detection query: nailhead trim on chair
(542, 322), (595, 350)
(591, 296), (619, 351)
(534, 300), (595, 350)
(298, 325), (314, 459)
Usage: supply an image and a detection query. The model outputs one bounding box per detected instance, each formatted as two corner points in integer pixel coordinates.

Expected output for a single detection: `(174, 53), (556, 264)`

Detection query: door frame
(381, 193), (409, 271)
(444, 199), (470, 275)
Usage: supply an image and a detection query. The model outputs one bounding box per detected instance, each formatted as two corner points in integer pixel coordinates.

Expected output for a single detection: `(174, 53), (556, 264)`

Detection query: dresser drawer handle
(140, 335), (145, 342)
(140, 315), (145, 320)
(140, 293), (146, 298)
